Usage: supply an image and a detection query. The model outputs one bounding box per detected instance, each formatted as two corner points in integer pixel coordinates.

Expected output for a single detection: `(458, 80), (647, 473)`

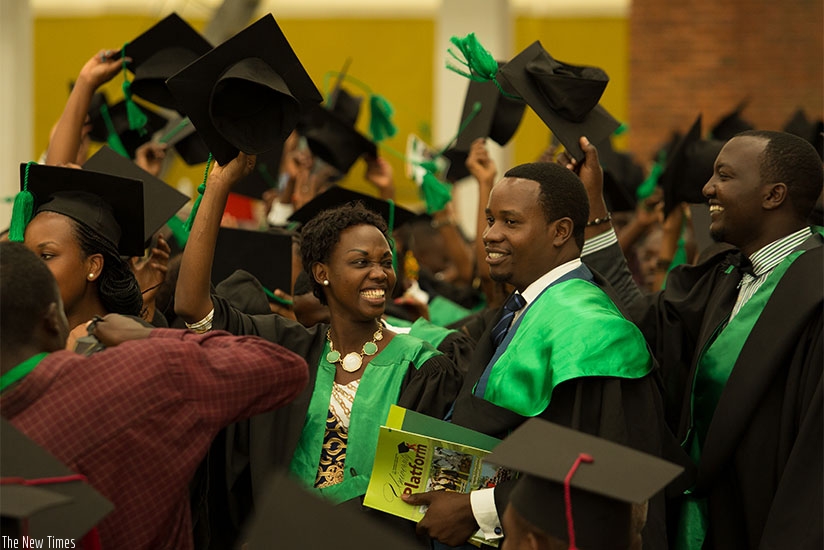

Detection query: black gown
(192, 293), (465, 549)
(584, 233), (824, 549)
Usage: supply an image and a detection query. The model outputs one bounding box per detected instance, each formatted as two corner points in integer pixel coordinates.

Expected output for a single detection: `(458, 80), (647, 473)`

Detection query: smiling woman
(174, 152), (464, 548)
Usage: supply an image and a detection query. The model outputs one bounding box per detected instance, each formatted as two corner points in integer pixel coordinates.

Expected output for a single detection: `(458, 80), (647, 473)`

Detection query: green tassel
(122, 80), (148, 135)
(9, 162), (36, 243)
(636, 160), (663, 201)
(446, 33), (499, 82)
(369, 94), (397, 142)
(613, 122), (629, 136)
(165, 214), (189, 249)
(120, 42), (147, 135)
(184, 153), (213, 233)
(98, 103), (130, 158)
(420, 171), (453, 215)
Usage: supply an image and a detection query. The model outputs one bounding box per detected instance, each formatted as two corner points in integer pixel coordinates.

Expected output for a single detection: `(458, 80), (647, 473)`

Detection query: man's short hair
(738, 130), (823, 221)
(504, 162), (590, 249)
(0, 242), (60, 347)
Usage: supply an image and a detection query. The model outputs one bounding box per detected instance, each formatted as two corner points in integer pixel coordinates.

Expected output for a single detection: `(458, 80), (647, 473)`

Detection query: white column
(0, 0), (33, 230)
(434, 0), (510, 239)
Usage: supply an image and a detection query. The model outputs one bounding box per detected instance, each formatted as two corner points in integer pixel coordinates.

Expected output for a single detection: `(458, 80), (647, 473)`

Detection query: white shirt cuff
(470, 488), (503, 540)
(581, 228), (618, 256)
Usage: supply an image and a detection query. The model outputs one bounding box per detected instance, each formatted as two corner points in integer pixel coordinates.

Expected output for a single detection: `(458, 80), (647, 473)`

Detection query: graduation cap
(288, 186), (416, 230)
(442, 148), (470, 183)
(497, 41), (621, 161)
(239, 472), (420, 550)
(124, 13), (212, 111)
(0, 419), (113, 542)
(87, 100), (169, 159)
(19, 163), (146, 257)
(211, 227), (293, 295)
(783, 108), (824, 159)
(166, 14), (323, 166)
(83, 146), (189, 247)
(659, 115), (725, 217)
(303, 87), (378, 175)
(709, 101), (754, 141)
(487, 418), (682, 548)
(453, 66), (526, 151)
(595, 136), (645, 212)
(157, 116), (212, 165)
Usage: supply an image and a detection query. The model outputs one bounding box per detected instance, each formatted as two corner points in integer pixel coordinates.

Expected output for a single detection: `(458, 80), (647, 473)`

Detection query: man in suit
(404, 161), (680, 549)
(577, 131), (823, 549)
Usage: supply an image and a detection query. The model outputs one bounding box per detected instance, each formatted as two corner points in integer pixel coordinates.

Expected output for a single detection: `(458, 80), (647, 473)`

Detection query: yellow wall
(33, 15), (627, 209)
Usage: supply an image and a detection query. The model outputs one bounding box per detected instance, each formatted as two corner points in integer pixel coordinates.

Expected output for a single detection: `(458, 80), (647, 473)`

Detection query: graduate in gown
(176, 153), (463, 549)
(576, 131), (823, 549)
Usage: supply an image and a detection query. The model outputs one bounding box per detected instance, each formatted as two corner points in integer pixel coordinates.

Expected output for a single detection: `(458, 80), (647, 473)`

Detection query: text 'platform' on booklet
(364, 406), (515, 547)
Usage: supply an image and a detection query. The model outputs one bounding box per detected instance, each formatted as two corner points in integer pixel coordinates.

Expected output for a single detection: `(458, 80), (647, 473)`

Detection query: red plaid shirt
(1, 329), (308, 550)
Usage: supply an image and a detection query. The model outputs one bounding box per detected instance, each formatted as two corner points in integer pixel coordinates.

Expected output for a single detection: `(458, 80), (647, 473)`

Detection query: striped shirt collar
(747, 227), (812, 277)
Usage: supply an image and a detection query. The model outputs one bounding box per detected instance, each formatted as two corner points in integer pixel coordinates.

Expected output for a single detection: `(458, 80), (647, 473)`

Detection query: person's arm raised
(46, 50), (121, 166)
(175, 152), (256, 324)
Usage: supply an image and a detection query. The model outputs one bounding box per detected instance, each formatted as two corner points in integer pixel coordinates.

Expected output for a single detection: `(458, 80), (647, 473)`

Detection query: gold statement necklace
(326, 322), (384, 373)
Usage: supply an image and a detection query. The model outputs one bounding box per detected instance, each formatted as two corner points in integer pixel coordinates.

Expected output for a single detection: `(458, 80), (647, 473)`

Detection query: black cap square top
(21, 163), (145, 257)
(288, 186), (415, 230)
(83, 146), (189, 247)
(211, 227), (293, 295)
(498, 41), (620, 161)
(125, 13), (213, 111)
(166, 13), (323, 166)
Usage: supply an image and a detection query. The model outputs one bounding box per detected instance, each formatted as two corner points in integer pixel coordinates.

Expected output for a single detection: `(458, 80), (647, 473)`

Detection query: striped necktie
(491, 292), (527, 348)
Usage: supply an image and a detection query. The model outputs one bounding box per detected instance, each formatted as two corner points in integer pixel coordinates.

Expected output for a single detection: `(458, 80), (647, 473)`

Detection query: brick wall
(629, 0), (824, 163)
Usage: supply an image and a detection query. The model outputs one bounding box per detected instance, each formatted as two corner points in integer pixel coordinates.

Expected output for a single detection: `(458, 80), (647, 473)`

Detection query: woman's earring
(88, 273), (95, 280)
(322, 280), (330, 286)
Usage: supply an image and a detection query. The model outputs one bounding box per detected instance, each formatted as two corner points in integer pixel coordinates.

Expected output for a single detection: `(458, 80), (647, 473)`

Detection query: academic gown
(450, 270), (684, 550)
(192, 294), (463, 550)
(584, 234), (824, 549)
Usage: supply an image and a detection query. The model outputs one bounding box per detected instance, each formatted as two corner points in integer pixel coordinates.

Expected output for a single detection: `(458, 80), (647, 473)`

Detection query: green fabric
(676, 249), (806, 550)
(8, 162), (36, 243)
(427, 295), (471, 327)
(407, 316), (458, 348)
(288, 334), (441, 504)
(0, 353), (48, 393)
(368, 94), (397, 142)
(482, 279), (653, 417)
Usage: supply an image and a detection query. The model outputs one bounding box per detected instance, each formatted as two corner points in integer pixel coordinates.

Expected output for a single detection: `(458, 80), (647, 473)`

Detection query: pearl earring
(88, 273), (95, 280)
(323, 280), (330, 286)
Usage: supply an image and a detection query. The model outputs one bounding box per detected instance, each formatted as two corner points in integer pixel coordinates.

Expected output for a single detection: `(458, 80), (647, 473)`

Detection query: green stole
(0, 353), (49, 393)
(481, 279), (653, 417)
(676, 249), (806, 550)
(288, 334), (441, 504)
(407, 316), (457, 348)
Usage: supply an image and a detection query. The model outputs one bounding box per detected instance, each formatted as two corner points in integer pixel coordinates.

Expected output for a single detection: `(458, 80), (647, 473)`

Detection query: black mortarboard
(239, 472), (420, 550)
(83, 146), (189, 247)
(596, 136), (644, 212)
(211, 227), (293, 294)
(0, 419), (113, 541)
(87, 100), (169, 159)
(709, 101), (754, 141)
(232, 146), (284, 200)
(21, 163), (146, 256)
(659, 115), (724, 217)
(487, 419), (682, 548)
(498, 41), (620, 161)
(442, 148), (470, 183)
(166, 14), (323, 166)
(124, 13), (212, 111)
(303, 87), (378, 175)
(288, 186), (416, 230)
(158, 116), (212, 165)
(783, 108), (824, 159)
(454, 66), (526, 151)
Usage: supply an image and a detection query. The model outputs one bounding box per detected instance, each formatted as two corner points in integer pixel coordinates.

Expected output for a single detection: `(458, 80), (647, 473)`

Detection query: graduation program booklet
(363, 406), (515, 547)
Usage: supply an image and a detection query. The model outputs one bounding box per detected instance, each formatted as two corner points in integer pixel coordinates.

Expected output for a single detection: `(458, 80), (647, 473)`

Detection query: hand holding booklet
(363, 406), (515, 547)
